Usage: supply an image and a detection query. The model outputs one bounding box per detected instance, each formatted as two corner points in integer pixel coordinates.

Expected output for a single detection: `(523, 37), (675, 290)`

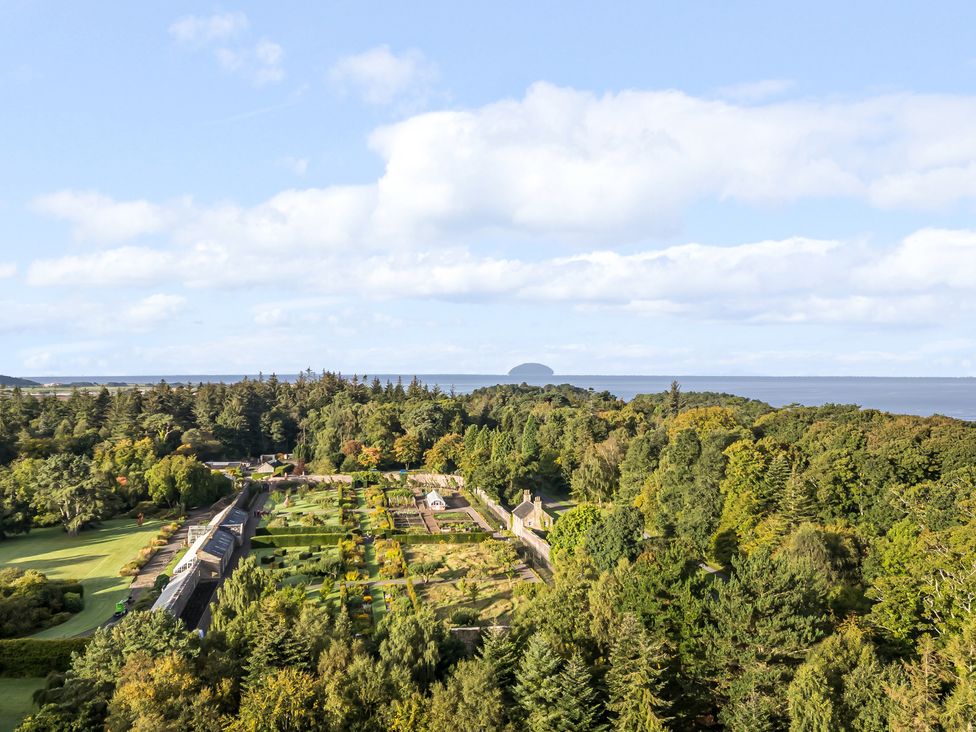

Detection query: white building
(426, 489), (447, 511)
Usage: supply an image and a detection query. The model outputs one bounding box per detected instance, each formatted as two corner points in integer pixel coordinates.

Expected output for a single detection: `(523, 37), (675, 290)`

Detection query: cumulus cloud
(31, 85), (976, 249)
(33, 191), (168, 243)
(24, 84), (976, 334)
(169, 12), (248, 44)
(170, 12), (283, 86)
(329, 45), (437, 106)
(215, 39), (285, 86)
(124, 294), (186, 327)
(715, 78), (795, 102)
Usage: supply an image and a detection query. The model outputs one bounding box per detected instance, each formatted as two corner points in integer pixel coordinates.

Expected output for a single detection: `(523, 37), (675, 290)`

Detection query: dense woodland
(4, 373), (976, 729)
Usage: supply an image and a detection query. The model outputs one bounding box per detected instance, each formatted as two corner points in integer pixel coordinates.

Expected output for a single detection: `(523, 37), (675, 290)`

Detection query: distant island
(508, 362), (555, 376)
(0, 375), (41, 387)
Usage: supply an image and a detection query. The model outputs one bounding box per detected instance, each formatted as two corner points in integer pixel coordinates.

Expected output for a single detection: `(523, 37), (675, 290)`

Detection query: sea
(26, 374), (976, 422)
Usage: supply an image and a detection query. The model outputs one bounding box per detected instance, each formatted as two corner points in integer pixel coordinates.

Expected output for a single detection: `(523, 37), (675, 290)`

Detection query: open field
(0, 519), (163, 638)
(0, 677), (44, 731)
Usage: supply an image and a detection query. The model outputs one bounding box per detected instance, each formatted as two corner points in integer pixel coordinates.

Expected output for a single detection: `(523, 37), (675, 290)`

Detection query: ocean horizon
(19, 373), (976, 422)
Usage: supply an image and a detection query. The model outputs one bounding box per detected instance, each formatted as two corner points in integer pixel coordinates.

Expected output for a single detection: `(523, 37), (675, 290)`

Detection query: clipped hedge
(256, 526), (344, 536)
(0, 638), (91, 678)
(397, 532), (491, 545)
(251, 532), (345, 548)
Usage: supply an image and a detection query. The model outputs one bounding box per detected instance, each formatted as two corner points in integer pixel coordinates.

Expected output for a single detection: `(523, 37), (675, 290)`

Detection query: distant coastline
(9, 373), (976, 422)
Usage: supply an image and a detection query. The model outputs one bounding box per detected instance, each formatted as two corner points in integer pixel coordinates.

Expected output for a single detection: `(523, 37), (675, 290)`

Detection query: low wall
(470, 486), (552, 570)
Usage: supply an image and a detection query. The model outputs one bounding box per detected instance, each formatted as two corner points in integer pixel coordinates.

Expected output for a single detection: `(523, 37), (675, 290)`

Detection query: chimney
(523, 489), (531, 504)
(534, 496), (543, 513)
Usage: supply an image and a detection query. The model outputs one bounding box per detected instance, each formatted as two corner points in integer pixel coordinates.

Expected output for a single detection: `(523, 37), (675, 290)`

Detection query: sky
(2, 2), (976, 377)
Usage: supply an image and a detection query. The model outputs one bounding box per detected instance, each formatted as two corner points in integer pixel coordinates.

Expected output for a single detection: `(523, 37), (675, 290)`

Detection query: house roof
(221, 508), (248, 526)
(202, 528), (235, 559)
(426, 489), (445, 503)
(512, 500), (535, 519)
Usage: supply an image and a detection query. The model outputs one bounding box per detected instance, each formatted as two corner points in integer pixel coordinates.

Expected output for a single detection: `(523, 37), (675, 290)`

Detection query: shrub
(449, 609), (481, 627)
(0, 638), (90, 677)
(62, 592), (83, 614)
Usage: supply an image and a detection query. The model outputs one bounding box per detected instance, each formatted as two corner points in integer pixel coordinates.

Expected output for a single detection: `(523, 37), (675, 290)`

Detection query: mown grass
(0, 519), (163, 638)
(0, 677), (45, 731)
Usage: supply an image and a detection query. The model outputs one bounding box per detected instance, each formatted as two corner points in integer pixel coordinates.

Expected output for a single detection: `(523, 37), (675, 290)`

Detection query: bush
(298, 551), (312, 561)
(153, 574), (170, 592)
(449, 609), (481, 627)
(62, 592), (83, 614)
(0, 638), (90, 677)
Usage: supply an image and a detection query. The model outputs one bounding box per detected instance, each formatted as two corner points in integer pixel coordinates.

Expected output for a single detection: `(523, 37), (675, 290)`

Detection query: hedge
(0, 638), (91, 678)
(251, 533), (345, 548)
(256, 526), (344, 536)
(397, 532), (491, 544)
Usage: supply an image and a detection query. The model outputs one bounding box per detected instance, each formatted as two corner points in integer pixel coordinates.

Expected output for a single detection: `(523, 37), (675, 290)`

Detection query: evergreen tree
(522, 415), (541, 460)
(780, 470), (818, 526)
(668, 381), (682, 418)
(552, 651), (606, 732)
(515, 633), (564, 731)
(606, 613), (669, 732)
(480, 626), (519, 695)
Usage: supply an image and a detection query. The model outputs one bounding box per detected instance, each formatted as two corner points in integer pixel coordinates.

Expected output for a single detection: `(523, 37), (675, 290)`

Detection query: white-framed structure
(426, 489), (447, 511)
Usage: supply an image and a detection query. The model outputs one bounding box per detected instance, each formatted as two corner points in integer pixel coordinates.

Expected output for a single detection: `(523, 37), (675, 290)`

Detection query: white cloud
(170, 12), (283, 86)
(169, 12), (248, 44)
(124, 294), (186, 327)
(715, 78), (795, 103)
(216, 39), (285, 86)
(32, 86), (976, 249)
(32, 191), (168, 243)
(0, 263), (14, 278)
(329, 45), (437, 106)
(27, 246), (175, 286)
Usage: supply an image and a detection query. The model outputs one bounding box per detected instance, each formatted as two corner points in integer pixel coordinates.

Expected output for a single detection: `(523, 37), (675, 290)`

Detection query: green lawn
(0, 518), (163, 638)
(0, 677), (44, 732)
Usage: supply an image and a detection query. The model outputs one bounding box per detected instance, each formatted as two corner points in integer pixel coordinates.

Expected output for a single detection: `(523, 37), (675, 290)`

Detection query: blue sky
(2, 1), (976, 377)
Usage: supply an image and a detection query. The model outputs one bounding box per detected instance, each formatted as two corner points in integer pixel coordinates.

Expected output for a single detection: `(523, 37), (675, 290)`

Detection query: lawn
(0, 677), (44, 731)
(405, 543), (506, 581)
(416, 579), (519, 625)
(0, 518), (163, 638)
(263, 490), (343, 530)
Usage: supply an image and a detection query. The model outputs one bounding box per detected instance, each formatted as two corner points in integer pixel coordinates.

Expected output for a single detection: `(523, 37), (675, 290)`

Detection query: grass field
(0, 518), (163, 638)
(0, 677), (44, 732)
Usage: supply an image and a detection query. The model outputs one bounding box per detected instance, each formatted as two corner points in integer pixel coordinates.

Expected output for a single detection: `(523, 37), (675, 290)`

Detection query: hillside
(0, 375), (40, 387)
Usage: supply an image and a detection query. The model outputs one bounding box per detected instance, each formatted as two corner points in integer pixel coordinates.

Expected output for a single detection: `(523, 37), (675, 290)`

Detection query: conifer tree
(552, 651), (606, 732)
(515, 633), (564, 731)
(607, 614), (669, 732)
(480, 626), (519, 695)
(780, 470), (818, 527)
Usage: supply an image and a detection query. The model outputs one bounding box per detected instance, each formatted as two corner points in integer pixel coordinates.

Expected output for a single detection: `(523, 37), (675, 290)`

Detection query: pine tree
(780, 470), (818, 527)
(607, 614), (669, 732)
(522, 415), (541, 460)
(668, 380), (682, 418)
(762, 453), (791, 508)
(552, 651), (607, 732)
(480, 626), (519, 694)
(515, 634), (563, 731)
